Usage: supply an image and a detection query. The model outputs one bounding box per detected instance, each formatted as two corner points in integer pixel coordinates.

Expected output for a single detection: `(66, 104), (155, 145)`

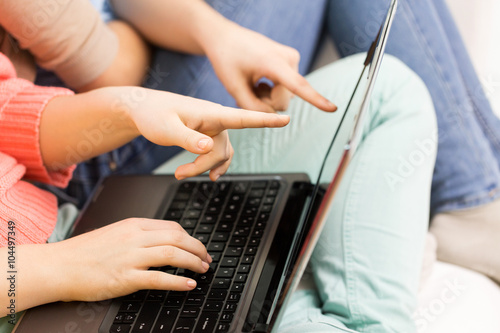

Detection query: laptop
(13, 1), (397, 332)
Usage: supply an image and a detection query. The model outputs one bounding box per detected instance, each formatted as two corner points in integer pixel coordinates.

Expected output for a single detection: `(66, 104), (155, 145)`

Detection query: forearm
(77, 21), (151, 92)
(40, 87), (139, 170)
(110, 0), (235, 55)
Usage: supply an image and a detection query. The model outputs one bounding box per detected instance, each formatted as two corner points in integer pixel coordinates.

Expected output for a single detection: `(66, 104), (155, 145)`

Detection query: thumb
(229, 76), (276, 113)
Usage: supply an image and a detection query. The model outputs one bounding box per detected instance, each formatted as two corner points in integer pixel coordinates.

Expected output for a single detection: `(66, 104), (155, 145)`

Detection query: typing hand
(50, 218), (211, 302)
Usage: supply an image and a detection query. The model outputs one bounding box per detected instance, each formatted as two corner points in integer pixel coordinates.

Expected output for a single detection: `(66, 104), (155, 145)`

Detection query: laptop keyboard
(109, 179), (281, 333)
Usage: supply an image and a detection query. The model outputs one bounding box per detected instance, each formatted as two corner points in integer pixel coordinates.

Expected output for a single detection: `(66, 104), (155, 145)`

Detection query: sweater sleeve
(0, 0), (118, 89)
(0, 53), (75, 187)
(0, 152), (59, 246)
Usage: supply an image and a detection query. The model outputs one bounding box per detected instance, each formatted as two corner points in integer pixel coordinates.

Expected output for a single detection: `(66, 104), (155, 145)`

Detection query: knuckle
(170, 230), (185, 245)
(162, 245), (176, 259)
(146, 272), (164, 289)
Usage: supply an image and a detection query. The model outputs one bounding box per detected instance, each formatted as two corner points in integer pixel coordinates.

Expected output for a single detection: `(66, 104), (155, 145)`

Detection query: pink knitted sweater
(0, 53), (75, 246)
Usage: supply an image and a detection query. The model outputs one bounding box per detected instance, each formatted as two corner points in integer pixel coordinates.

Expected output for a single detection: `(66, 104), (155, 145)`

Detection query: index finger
(205, 107), (291, 130)
(271, 65), (337, 112)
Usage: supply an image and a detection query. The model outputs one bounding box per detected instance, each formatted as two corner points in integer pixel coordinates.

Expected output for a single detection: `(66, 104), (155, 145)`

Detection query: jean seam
(342, 146), (370, 328)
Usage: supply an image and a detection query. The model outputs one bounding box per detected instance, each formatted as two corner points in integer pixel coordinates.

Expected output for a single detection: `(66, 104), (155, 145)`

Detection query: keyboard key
(203, 301), (223, 312)
(248, 238), (260, 246)
(220, 257), (238, 267)
(180, 219), (197, 229)
(263, 196), (275, 205)
(185, 210), (201, 219)
(122, 290), (147, 301)
(238, 265), (250, 274)
(228, 293), (241, 302)
(170, 201), (187, 210)
(110, 324), (131, 333)
(231, 283), (244, 293)
(178, 182), (196, 192)
(147, 290), (166, 302)
(174, 192), (191, 201)
(174, 318), (195, 331)
(114, 313), (124, 324)
(209, 252), (221, 263)
(241, 256), (254, 264)
(195, 312), (219, 332)
(185, 296), (204, 306)
(197, 224), (214, 234)
(228, 195), (243, 204)
(119, 301), (141, 313)
(233, 182), (249, 194)
(224, 203), (240, 213)
(131, 302), (161, 332)
(229, 237), (246, 246)
(245, 247), (257, 255)
(270, 180), (280, 189)
(261, 204), (273, 213)
(235, 274), (248, 283)
(216, 222), (232, 232)
(196, 272), (214, 284)
(267, 189), (278, 196)
(164, 210), (183, 220)
(208, 290), (227, 300)
(194, 234), (209, 244)
(220, 312), (233, 322)
(225, 247), (243, 257)
(209, 196), (224, 206)
(216, 268), (235, 278)
(179, 307), (200, 318)
(164, 297), (184, 308)
(152, 309), (178, 332)
(221, 213), (237, 221)
(249, 189), (264, 198)
(224, 302), (238, 312)
(212, 278), (231, 289)
(191, 283), (210, 295)
(233, 227), (250, 237)
(251, 181), (268, 189)
(206, 206), (222, 214)
(201, 215), (218, 224)
(207, 242), (225, 252)
(247, 198), (261, 207)
(212, 232), (229, 242)
(216, 322), (230, 332)
(252, 229), (264, 238)
(123, 313), (136, 324)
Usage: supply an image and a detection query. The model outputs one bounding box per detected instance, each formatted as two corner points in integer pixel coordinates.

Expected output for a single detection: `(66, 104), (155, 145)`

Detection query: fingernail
(213, 174), (220, 181)
(198, 138), (210, 150)
(206, 253), (213, 263)
(326, 100), (337, 110)
(202, 261), (210, 271)
(187, 279), (197, 288)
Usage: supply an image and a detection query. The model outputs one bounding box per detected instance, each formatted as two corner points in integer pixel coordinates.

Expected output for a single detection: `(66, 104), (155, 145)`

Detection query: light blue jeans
(155, 54), (437, 332)
(327, 0), (500, 215)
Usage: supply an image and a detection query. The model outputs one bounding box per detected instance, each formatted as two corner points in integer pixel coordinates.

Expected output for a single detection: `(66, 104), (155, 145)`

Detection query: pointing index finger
(273, 66), (337, 112)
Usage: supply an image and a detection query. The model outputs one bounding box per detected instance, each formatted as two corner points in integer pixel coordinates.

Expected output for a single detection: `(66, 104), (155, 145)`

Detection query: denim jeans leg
(326, 0), (500, 215)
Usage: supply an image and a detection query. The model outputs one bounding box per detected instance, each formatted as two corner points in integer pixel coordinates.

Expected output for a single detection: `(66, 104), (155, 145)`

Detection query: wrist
(190, 3), (237, 56)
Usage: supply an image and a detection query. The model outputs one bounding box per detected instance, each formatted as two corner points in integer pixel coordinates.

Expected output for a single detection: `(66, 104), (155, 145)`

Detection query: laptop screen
(267, 0), (398, 330)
